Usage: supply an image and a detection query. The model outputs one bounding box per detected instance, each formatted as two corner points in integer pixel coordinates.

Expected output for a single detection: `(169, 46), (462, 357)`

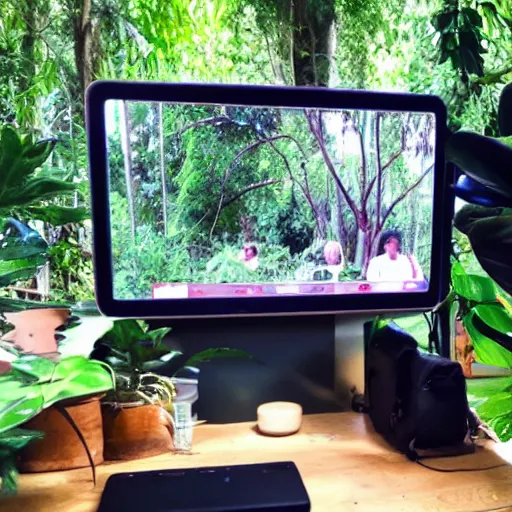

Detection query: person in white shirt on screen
(366, 230), (424, 282)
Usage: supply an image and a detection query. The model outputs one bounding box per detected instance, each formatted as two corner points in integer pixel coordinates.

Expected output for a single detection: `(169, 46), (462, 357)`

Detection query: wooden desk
(3, 413), (512, 512)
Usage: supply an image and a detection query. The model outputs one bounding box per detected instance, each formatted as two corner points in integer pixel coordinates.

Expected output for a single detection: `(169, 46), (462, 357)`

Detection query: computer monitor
(86, 82), (452, 318)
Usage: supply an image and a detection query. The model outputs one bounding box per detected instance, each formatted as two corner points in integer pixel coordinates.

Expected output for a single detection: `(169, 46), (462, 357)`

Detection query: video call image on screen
(105, 100), (435, 300)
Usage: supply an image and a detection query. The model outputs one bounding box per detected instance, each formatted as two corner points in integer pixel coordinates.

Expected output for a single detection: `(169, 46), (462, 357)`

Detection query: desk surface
(3, 412), (512, 512)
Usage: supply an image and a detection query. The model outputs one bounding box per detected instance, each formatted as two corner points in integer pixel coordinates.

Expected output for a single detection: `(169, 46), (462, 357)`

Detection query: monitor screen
(87, 83), (450, 317)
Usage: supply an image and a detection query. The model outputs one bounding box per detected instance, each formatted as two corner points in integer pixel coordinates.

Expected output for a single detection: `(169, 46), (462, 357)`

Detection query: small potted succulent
(92, 319), (253, 460)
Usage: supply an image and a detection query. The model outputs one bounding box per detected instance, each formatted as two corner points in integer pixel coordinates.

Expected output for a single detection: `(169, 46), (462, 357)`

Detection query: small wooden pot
(102, 403), (173, 461)
(18, 396), (103, 473)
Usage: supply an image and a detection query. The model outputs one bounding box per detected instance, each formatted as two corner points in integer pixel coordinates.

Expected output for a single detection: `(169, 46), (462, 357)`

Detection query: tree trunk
(120, 101), (136, 242)
(159, 103), (168, 237)
(354, 228), (365, 270)
(291, 0), (336, 87)
(71, 0), (94, 101)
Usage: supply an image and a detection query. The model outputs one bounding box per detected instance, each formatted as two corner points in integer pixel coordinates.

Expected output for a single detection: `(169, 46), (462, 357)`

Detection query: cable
(417, 459), (509, 473)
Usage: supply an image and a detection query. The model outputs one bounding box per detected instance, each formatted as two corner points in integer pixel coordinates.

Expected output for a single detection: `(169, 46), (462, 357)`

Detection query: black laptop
(97, 461), (311, 512)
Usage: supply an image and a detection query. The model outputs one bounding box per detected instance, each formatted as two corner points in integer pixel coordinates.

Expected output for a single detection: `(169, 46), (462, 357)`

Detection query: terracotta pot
(102, 403), (173, 461)
(2, 308), (69, 355)
(18, 396), (103, 472)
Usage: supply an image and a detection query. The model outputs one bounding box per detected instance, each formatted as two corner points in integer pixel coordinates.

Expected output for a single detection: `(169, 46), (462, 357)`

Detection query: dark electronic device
(86, 81), (452, 318)
(97, 461), (311, 512)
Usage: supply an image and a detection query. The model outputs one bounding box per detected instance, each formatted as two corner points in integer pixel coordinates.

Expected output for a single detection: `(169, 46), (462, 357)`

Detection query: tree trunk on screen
(120, 101), (136, 242)
(159, 103), (168, 237)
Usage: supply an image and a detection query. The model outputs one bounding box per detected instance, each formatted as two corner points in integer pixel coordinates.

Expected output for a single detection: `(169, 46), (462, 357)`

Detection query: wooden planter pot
(102, 403), (174, 461)
(18, 396), (103, 473)
(2, 308), (69, 355)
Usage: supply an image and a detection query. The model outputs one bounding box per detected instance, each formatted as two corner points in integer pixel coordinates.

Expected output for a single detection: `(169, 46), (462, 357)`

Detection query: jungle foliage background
(2, 0), (511, 301)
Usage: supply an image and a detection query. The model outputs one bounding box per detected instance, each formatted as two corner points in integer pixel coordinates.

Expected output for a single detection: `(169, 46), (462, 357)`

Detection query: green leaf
(145, 327), (172, 347)
(142, 350), (183, 371)
(464, 306), (512, 369)
(0, 297), (70, 312)
(181, 347), (254, 368)
(0, 428), (44, 452)
(446, 131), (512, 199)
(0, 428), (44, 495)
(432, 10), (457, 32)
(0, 126), (23, 192)
(1, 178), (76, 210)
(0, 356), (114, 433)
(461, 7), (483, 27)
(25, 206), (90, 225)
(451, 261), (497, 302)
(0, 393), (44, 433)
(458, 212), (512, 296)
(0, 254), (47, 287)
(11, 355), (55, 383)
(467, 377), (512, 442)
(0, 219), (47, 261)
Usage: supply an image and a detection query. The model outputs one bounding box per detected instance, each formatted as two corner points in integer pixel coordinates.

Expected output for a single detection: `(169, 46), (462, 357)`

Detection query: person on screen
(320, 240), (345, 281)
(366, 230), (424, 282)
(239, 244), (259, 271)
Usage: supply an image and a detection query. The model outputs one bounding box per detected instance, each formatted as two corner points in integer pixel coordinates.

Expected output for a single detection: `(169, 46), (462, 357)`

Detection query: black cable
(417, 459), (509, 473)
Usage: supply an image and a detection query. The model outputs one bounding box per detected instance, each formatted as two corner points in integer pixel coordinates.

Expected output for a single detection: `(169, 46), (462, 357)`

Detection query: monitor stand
(334, 314), (373, 410)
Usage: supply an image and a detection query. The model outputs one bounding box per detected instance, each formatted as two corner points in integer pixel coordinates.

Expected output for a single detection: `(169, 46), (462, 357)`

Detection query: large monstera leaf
(0, 355), (114, 434)
(454, 205), (512, 296)
(447, 132), (512, 201)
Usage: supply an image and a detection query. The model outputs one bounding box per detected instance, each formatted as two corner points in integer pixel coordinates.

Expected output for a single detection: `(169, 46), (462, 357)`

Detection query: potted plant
(0, 349), (114, 495)
(92, 319), (253, 460)
(0, 124), (89, 351)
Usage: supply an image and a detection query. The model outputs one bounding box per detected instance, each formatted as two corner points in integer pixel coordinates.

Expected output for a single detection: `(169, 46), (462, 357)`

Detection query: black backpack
(365, 321), (472, 460)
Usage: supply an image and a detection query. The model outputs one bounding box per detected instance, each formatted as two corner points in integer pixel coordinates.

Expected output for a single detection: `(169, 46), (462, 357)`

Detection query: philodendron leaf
(182, 348), (255, 368)
(0, 428), (44, 495)
(446, 131), (512, 199)
(0, 428), (44, 451)
(461, 213), (512, 296)
(451, 261), (497, 302)
(0, 393), (44, 433)
(43, 357), (114, 407)
(4, 177), (76, 209)
(453, 204), (508, 236)
(0, 218), (47, 261)
(0, 126), (23, 194)
(142, 350), (183, 372)
(145, 327), (172, 347)
(464, 306), (512, 369)
(0, 297), (70, 312)
(10, 355), (56, 383)
(25, 205), (90, 226)
(0, 254), (47, 287)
